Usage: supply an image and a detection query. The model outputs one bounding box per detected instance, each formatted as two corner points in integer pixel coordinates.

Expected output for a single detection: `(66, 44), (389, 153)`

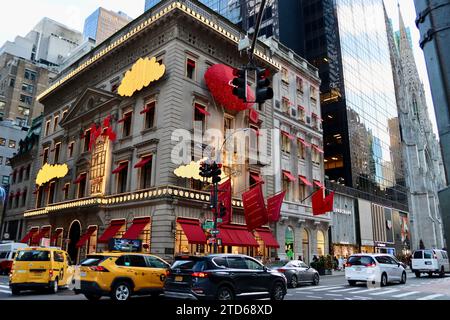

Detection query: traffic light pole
(248, 0), (267, 63)
(212, 180), (219, 254)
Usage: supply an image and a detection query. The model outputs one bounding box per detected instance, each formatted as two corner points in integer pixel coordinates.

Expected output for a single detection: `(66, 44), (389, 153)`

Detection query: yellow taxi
(9, 247), (74, 295)
(75, 252), (170, 301)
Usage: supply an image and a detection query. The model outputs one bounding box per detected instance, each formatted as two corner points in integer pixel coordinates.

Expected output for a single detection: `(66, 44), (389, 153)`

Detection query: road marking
(310, 286), (344, 292)
(344, 297), (353, 300)
(347, 288), (381, 294)
(329, 287), (360, 292)
(370, 289), (400, 296)
(417, 294), (444, 300)
(352, 296), (373, 300)
(305, 295), (322, 299)
(325, 293), (343, 296)
(392, 291), (419, 298)
(0, 285), (9, 289)
(294, 285), (326, 291)
(0, 289), (11, 294)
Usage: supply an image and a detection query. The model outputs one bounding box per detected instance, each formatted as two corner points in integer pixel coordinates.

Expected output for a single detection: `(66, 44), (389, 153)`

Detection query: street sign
(210, 230), (220, 235)
(203, 221), (214, 230)
(216, 218), (223, 223)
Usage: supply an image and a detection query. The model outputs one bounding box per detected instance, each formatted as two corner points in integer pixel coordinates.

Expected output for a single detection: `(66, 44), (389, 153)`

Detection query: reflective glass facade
(83, 8), (100, 41)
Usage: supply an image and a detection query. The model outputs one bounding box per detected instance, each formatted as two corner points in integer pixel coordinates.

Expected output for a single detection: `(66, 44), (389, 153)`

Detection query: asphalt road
(1, 270), (449, 301)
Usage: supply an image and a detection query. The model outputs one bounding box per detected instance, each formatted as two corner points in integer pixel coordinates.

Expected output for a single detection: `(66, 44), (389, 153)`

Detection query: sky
(0, 0), (438, 135)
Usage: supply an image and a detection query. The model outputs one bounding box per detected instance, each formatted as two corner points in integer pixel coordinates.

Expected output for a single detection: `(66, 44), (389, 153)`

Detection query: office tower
(83, 7), (132, 45)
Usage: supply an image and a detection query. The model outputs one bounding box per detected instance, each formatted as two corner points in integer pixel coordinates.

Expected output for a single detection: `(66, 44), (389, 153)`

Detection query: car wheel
(400, 272), (407, 284)
(414, 272), (421, 278)
(84, 294), (101, 301)
(312, 274), (320, 286)
(381, 273), (388, 287)
(216, 286), (234, 301)
(10, 287), (20, 295)
(348, 280), (357, 286)
(439, 267), (445, 278)
(270, 282), (285, 301)
(49, 278), (58, 294)
(290, 275), (298, 288)
(111, 282), (132, 301)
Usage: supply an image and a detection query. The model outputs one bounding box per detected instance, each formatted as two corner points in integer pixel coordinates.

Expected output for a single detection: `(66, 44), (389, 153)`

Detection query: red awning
(140, 103), (155, 115)
(73, 174), (86, 184)
(312, 145), (324, 154)
(298, 138), (311, 148)
(76, 226), (97, 248)
(256, 228), (280, 248)
(122, 217), (150, 239)
(31, 226), (51, 245)
(218, 225), (258, 247)
(177, 218), (206, 244)
(281, 131), (294, 141)
(112, 163), (128, 174)
(118, 113), (132, 123)
(134, 156), (152, 169)
(299, 175), (313, 187)
(314, 180), (324, 189)
(282, 170), (296, 182)
(298, 105), (305, 110)
(187, 59), (196, 67)
(15, 191), (21, 197)
(50, 228), (63, 245)
(20, 227), (39, 244)
(98, 219), (126, 243)
(250, 173), (264, 185)
(195, 104), (211, 116)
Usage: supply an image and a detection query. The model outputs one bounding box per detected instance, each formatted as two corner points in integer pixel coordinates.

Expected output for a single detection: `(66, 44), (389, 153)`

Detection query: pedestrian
(334, 256), (339, 270)
(338, 256), (344, 270)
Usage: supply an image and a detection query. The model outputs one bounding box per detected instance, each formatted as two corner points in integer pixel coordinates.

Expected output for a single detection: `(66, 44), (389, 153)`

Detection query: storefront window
(302, 228), (310, 264)
(317, 230), (325, 256)
(285, 226), (294, 260)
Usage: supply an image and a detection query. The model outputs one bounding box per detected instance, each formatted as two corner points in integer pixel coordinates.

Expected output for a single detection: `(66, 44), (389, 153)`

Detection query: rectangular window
(22, 189), (27, 207)
(283, 177), (291, 201)
(117, 162), (128, 194)
(84, 129), (91, 152)
(19, 95), (33, 106)
(61, 109), (68, 120)
(282, 98), (290, 114)
(68, 141), (75, 158)
(122, 112), (132, 137)
(296, 77), (304, 92)
(36, 186), (44, 208)
(9, 78), (15, 87)
(43, 148), (49, 164)
(48, 181), (56, 204)
(78, 173), (87, 198)
(143, 101), (156, 129)
(18, 168), (23, 182)
(140, 157), (153, 189)
(310, 85), (317, 100)
(63, 183), (70, 200)
(24, 70), (37, 81)
(8, 140), (16, 149)
(54, 143), (61, 163)
(5, 158), (11, 166)
(186, 58), (196, 80)
(0, 156), (2, 165)
(299, 182), (306, 202)
(298, 106), (305, 122)
(298, 140), (305, 159)
(44, 120), (51, 136)
(194, 103), (207, 135)
(281, 67), (289, 83)
(21, 83), (34, 94)
(25, 165), (31, 180)
(53, 116), (59, 131)
(281, 134), (291, 154)
(0, 138), (5, 146)
(2, 175), (9, 185)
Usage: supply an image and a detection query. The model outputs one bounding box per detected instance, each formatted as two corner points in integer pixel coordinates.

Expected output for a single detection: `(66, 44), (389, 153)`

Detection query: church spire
(398, 2), (409, 48)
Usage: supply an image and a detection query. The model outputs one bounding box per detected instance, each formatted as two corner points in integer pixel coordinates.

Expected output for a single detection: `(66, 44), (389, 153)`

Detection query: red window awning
(281, 131), (294, 141)
(187, 59), (196, 67)
(20, 227), (39, 244)
(98, 219), (126, 243)
(112, 163), (128, 174)
(15, 191), (21, 197)
(122, 217), (150, 239)
(134, 156), (152, 169)
(31, 226), (51, 245)
(118, 113), (132, 123)
(298, 138), (311, 148)
(195, 104), (210, 116)
(76, 226), (97, 248)
(140, 103), (155, 115)
(50, 228), (63, 245)
(250, 173), (264, 185)
(256, 228), (280, 248)
(177, 218), (206, 244)
(298, 105), (305, 110)
(282, 170), (296, 182)
(314, 180), (324, 189)
(312, 145), (324, 154)
(218, 225), (258, 247)
(299, 175), (313, 187)
(73, 174), (86, 184)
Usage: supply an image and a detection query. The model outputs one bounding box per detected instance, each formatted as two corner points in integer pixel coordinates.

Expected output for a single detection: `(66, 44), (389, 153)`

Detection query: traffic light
(199, 162), (212, 178)
(255, 67), (273, 103)
(211, 162), (222, 184)
(232, 68), (247, 101)
(219, 202), (227, 218)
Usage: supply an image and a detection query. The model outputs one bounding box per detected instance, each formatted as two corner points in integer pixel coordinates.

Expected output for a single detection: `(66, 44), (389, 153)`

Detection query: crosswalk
(290, 284), (448, 300)
(0, 284), (11, 295)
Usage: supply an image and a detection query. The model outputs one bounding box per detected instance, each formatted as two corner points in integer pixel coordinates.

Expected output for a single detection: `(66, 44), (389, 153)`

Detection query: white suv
(411, 249), (449, 278)
(345, 254), (407, 287)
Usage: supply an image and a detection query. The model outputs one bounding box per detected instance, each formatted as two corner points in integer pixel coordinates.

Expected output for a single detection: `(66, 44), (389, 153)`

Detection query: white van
(411, 249), (449, 277)
(0, 242), (28, 275)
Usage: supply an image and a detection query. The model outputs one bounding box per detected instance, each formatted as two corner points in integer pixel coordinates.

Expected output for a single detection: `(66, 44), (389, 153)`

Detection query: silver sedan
(267, 260), (320, 288)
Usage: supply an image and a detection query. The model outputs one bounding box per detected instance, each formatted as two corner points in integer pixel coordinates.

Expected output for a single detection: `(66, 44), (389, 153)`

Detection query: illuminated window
(298, 106), (305, 122)
(8, 140), (16, 149)
(317, 230), (325, 256)
(281, 133), (291, 154)
(297, 140), (305, 159)
(281, 97), (290, 114)
(283, 177), (292, 201)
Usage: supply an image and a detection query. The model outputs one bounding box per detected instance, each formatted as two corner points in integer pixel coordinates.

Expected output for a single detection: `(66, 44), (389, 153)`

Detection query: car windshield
(171, 259), (208, 272)
(0, 252), (8, 259)
(81, 255), (110, 266)
(348, 256), (375, 266)
(16, 250), (50, 261)
(267, 261), (289, 268)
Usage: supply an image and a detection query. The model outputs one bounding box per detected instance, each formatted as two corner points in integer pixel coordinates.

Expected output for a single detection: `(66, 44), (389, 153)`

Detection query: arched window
(302, 228), (310, 264)
(412, 96), (418, 118)
(285, 226), (294, 260)
(317, 230), (325, 256)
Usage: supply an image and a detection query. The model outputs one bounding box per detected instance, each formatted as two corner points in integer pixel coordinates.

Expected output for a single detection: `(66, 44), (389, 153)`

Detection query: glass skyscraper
(83, 8), (101, 41)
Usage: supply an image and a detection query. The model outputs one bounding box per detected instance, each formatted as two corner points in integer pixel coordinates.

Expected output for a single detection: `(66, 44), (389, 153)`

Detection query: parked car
(266, 260), (319, 288)
(75, 252), (170, 301)
(9, 247), (74, 295)
(0, 242), (28, 275)
(164, 254), (287, 300)
(345, 254), (407, 286)
(411, 249), (449, 278)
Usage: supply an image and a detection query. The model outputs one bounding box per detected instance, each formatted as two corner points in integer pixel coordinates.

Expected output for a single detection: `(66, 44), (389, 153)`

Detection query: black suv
(164, 254), (287, 300)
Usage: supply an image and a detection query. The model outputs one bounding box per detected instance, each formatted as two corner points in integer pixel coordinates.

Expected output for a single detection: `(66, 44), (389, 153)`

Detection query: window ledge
(141, 127), (157, 135)
(119, 136), (133, 143)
